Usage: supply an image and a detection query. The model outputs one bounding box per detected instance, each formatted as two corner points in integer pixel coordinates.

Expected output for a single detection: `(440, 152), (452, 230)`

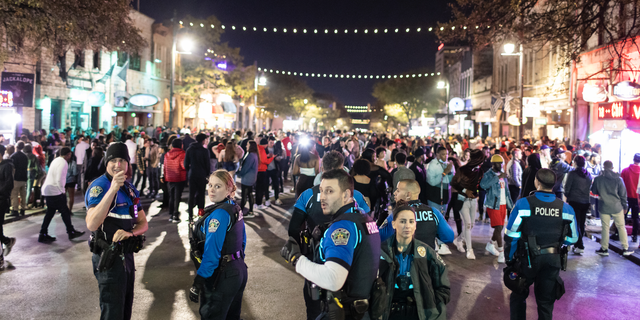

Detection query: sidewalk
(4, 206), (47, 223)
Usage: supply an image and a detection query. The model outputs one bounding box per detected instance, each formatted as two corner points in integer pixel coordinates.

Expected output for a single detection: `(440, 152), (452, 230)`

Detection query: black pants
(627, 197), (639, 238)
(168, 181), (186, 219)
(147, 167), (159, 195)
(131, 164), (138, 184)
(510, 255), (562, 320)
(478, 189), (487, 220)
(569, 201), (590, 249)
(283, 156), (291, 180)
(240, 184), (254, 213)
(255, 171), (269, 205)
(160, 180), (169, 206)
(188, 177), (207, 221)
(303, 280), (322, 320)
(267, 169), (280, 201)
(446, 192), (463, 236)
(92, 252), (135, 320)
(40, 194), (75, 235)
(200, 259), (248, 320)
(508, 185), (520, 209)
(0, 198), (10, 243)
(135, 168), (147, 192)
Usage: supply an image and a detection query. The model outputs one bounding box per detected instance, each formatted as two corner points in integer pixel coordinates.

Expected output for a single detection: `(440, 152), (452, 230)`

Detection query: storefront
(112, 93), (161, 130)
(473, 110), (493, 138)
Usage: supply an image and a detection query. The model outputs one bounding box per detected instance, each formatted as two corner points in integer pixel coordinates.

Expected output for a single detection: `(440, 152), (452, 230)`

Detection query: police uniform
(379, 200), (455, 249)
(85, 174), (141, 320)
(504, 191), (579, 320)
(288, 185), (371, 320)
(299, 202), (381, 320)
(192, 199), (247, 320)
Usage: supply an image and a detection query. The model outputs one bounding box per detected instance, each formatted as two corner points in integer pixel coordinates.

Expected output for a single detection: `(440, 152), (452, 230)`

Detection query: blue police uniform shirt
(505, 191), (579, 260)
(85, 175), (141, 221)
(319, 219), (359, 269)
(294, 188), (371, 215)
(197, 200), (247, 278)
(379, 203), (454, 243)
(395, 250), (414, 289)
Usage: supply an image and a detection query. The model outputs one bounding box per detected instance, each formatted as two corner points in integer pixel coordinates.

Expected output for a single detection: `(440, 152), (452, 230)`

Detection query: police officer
(85, 142), (149, 320)
(282, 169), (381, 320)
(189, 170), (247, 320)
(379, 179), (455, 250)
(504, 168), (579, 320)
(288, 151), (371, 320)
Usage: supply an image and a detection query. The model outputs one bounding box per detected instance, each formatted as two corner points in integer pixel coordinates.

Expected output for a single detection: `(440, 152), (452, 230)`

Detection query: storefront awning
(222, 101), (237, 113)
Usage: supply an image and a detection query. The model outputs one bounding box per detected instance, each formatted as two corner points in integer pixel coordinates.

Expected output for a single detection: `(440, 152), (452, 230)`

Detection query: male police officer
(379, 179), (455, 249)
(85, 142), (148, 320)
(504, 168), (578, 320)
(288, 151), (371, 320)
(282, 169), (381, 320)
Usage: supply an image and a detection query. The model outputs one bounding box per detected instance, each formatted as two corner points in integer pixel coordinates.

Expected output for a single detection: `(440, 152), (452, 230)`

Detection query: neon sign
(613, 81), (640, 100)
(598, 101), (640, 120)
(630, 102), (640, 120)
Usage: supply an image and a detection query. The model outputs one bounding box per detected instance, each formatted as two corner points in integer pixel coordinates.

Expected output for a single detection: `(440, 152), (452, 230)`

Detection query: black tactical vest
(408, 201), (439, 249)
(97, 179), (137, 243)
(191, 200), (244, 269)
(305, 185), (333, 232)
(520, 194), (565, 248)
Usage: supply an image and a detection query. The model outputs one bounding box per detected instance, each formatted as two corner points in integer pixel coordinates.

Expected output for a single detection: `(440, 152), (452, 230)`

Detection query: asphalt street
(1, 183), (639, 320)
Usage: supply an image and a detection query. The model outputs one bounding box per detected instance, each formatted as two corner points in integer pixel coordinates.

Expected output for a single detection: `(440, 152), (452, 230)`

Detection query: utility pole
(168, 10), (177, 128)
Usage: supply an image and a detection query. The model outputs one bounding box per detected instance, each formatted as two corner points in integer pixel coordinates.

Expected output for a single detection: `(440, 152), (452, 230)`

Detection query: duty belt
(540, 247), (558, 255)
(221, 251), (244, 262)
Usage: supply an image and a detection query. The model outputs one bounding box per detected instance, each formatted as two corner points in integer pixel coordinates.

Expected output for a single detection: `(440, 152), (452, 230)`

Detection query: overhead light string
(255, 67), (440, 79)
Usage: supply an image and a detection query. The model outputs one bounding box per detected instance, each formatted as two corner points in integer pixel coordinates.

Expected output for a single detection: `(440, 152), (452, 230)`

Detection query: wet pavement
(1, 184), (639, 320)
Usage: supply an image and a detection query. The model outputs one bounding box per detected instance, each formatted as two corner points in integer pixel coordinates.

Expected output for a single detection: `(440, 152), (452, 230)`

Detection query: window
(74, 50), (85, 68)
(93, 50), (101, 70)
(117, 51), (128, 67)
(117, 51), (141, 71)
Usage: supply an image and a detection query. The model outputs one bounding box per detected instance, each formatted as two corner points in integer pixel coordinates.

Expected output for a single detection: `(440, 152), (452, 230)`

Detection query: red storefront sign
(597, 101), (640, 120)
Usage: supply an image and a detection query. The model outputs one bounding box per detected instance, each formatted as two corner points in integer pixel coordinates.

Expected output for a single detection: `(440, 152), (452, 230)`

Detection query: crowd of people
(1, 124), (640, 319)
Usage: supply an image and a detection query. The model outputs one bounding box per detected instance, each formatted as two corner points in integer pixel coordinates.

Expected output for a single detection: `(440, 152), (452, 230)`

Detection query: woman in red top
(254, 138), (274, 209)
(164, 139), (187, 223)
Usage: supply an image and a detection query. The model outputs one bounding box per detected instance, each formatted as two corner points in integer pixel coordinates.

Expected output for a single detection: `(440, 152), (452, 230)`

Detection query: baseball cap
(490, 154), (504, 163)
(540, 145), (550, 150)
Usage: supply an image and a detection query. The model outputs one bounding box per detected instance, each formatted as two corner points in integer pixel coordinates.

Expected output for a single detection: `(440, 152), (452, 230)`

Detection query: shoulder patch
(331, 228), (350, 246)
(89, 186), (103, 198)
(436, 252), (446, 266)
(208, 219), (221, 233)
(417, 246), (426, 257)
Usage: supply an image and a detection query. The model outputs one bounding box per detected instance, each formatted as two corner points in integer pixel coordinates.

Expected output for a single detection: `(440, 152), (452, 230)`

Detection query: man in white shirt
(74, 136), (90, 189)
(38, 147), (85, 243)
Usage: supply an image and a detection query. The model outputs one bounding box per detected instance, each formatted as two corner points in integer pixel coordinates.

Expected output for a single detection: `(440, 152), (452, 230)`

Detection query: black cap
(634, 153), (640, 163)
(104, 142), (130, 164)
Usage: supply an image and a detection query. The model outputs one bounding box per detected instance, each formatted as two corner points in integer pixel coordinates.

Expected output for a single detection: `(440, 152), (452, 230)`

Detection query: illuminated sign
(598, 102), (626, 119)
(351, 119), (370, 124)
(629, 102), (640, 120)
(448, 97), (464, 112)
(129, 93), (159, 107)
(613, 81), (640, 101)
(0, 90), (13, 107)
(582, 83), (608, 102)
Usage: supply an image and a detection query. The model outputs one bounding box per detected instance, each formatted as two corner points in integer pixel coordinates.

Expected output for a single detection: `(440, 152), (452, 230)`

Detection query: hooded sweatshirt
(591, 169), (628, 215)
(620, 164), (640, 199)
(550, 158), (573, 193)
(164, 148), (186, 182)
(0, 159), (14, 199)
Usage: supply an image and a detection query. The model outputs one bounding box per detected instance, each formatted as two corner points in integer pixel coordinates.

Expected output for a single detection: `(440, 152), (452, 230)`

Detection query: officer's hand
(112, 229), (132, 242)
(280, 236), (302, 267)
(189, 275), (205, 303)
(110, 171), (126, 191)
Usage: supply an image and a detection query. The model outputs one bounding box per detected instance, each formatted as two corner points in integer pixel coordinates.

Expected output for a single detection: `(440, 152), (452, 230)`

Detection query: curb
(593, 234), (640, 266)
(4, 208), (47, 223)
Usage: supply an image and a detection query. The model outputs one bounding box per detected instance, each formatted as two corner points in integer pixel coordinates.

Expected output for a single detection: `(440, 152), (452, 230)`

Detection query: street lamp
(501, 42), (524, 140)
(169, 28), (193, 128)
(437, 80), (450, 136)
(253, 61), (267, 131)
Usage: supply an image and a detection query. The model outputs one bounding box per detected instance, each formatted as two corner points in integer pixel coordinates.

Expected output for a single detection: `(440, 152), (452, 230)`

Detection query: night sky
(140, 0), (454, 105)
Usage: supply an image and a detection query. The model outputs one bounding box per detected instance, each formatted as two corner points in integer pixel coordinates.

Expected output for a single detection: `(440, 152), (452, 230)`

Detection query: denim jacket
(480, 169), (514, 211)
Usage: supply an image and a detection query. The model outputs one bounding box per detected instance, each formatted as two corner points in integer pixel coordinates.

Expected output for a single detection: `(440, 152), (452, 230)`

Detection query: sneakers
(19, 209), (25, 216)
(596, 248), (609, 256)
(256, 204), (268, 210)
(264, 200), (271, 207)
(485, 241), (499, 256)
(453, 237), (466, 253)
(573, 247), (584, 254)
(623, 249), (635, 256)
(170, 217), (181, 224)
(438, 243), (452, 255)
(466, 249), (476, 260)
(2, 238), (16, 257)
(38, 234), (57, 243)
(497, 250), (505, 263)
(244, 212), (256, 219)
(68, 230), (86, 240)
(275, 199), (283, 205)
(7, 211), (19, 218)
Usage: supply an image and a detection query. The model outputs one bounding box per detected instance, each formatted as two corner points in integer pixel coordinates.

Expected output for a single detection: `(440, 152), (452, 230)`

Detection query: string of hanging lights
(257, 67), (440, 79)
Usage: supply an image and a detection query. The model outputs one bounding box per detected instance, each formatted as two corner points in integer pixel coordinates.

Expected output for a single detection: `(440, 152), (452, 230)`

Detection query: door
(91, 106), (100, 131)
(79, 113), (89, 131)
(50, 100), (62, 129)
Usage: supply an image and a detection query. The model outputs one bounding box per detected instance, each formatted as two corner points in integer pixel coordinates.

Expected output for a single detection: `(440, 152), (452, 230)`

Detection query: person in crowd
(85, 142), (148, 320)
(84, 147), (105, 190)
(0, 145), (16, 270)
(351, 158), (378, 209)
(366, 133), (381, 150)
(592, 160), (634, 256)
(24, 144), (38, 209)
(520, 153), (543, 199)
(65, 153), (79, 212)
(255, 138), (275, 209)
(550, 148), (573, 199)
(450, 149), (486, 259)
(182, 132), (195, 151)
(266, 137), (284, 205)
(135, 138), (148, 193)
(83, 139), (100, 192)
(392, 152), (415, 193)
(281, 132), (292, 182)
(504, 168), (579, 320)
(32, 144), (47, 208)
(506, 148), (523, 205)
(38, 147), (85, 243)
(378, 200), (450, 320)
(316, 136), (331, 159)
(564, 155), (593, 254)
(275, 141), (287, 194)
(207, 134), (218, 173)
(164, 139), (187, 223)
(125, 134), (138, 183)
(220, 140), (240, 176)
(9, 141), (28, 217)
(362, 148), (393, 212)
(620, 153), (640, 243)
(409, 148), (429, 205)
(188, 170), (247, 319)
(237, 141), (259, 219)
(292, 141), (319, 198)
(239, 131), (254, 153)
(425, 147), (455, 220)
(477, 147), (493, 224)
(74, 136), (90, 189)
(157, 144), (169, 210)
(145, 138), (160, 198)
(184, 133), (211, 221)
(375, 146), (389, 171)
(479, 154), (513, 263)
(539, 144), (551, 169)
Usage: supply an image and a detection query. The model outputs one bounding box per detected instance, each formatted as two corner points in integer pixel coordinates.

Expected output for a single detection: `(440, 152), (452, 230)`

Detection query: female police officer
(378, 200), (450, 320)
(189, 169), (247, 320)
(85, 142), (148, 320)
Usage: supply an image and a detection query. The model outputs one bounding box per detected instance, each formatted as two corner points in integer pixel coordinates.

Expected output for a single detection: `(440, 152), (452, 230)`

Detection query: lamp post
(168, 24), (193, 128)
(437, 80), (450, 136)
(502, 43), (524, 140)
(253, 61), (266, 132)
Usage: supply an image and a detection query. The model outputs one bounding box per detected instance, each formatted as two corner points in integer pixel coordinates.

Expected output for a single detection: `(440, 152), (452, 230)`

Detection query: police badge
(331, 228), (350, 246)
(417, 246), (426, 257)
(89, 186), (103, 198)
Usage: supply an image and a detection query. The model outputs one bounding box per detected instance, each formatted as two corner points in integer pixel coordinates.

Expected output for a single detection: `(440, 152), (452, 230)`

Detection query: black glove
(189, 275), (206, 303)
(280, 236), (302, 267)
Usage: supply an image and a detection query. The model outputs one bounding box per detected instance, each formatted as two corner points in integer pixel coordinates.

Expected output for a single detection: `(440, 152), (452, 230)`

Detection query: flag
(117, 60), (129, 81)
(96, 63), (115, 84)
(490, 94), (503, 118)
(504, 95), (513, 113)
